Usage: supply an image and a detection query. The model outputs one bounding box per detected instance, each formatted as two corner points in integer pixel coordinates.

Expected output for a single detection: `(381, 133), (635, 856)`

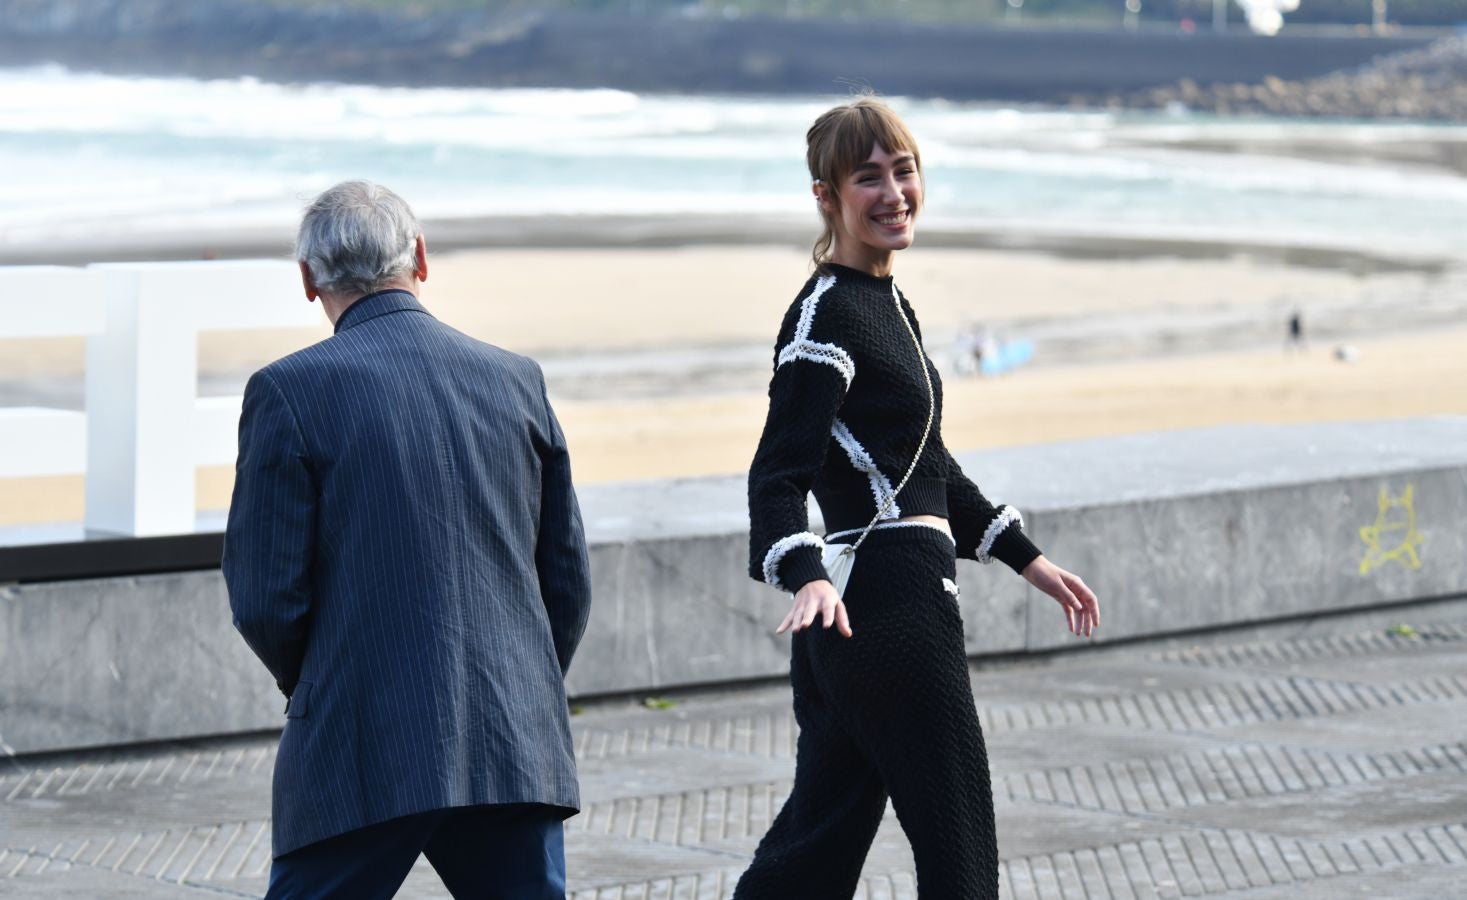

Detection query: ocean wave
(4, 65), (1467, 256)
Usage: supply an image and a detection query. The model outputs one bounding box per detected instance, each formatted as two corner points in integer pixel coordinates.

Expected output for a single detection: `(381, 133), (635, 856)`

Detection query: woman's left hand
(1021, 555), (1099, 638)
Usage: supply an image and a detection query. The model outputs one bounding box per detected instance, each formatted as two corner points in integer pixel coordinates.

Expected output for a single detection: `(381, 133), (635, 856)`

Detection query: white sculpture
(0, 261), (317, 536)
(1235, 0), (1301, 36)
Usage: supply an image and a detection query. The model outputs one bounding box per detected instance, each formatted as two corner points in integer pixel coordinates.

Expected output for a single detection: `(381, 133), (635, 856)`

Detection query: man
(224, 180), (591, 899)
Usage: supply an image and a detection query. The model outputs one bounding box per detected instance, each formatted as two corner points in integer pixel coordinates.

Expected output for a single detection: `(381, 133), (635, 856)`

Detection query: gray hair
(296, 180), (421, 297)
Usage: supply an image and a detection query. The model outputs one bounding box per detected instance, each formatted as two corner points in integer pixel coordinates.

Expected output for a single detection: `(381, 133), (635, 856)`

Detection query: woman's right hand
(777, 579), (853, 638)
(1021, 555), (1099, 638)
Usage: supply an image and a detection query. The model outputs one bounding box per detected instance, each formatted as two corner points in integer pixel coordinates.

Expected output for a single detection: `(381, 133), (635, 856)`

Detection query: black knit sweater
(747, 264), (1042, 593)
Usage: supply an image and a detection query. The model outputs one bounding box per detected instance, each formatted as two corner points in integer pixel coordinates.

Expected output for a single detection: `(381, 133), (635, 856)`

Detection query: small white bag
(821, 542), (857, 597)
(816, 285), (935, 600)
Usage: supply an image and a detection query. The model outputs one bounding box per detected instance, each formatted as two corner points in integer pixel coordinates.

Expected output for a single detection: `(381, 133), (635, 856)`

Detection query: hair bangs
(819, 102), (921, 187)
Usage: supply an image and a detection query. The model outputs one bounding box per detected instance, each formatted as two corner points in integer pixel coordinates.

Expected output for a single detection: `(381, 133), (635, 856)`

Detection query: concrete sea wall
(3, 418), (1465, 756)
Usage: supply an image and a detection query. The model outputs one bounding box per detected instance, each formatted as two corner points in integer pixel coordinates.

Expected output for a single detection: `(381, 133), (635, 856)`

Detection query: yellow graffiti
(1359, 484), (1424, 575)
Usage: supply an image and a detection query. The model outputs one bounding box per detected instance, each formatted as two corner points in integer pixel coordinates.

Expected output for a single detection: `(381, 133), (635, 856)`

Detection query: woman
(740, 97), (1100, 898)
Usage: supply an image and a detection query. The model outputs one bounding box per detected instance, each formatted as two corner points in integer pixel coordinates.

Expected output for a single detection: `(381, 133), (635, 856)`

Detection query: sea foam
(4, 65), (1467, 256)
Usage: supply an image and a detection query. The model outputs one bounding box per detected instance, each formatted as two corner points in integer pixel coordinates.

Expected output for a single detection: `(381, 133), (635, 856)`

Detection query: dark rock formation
(1102, 35), (1467, 120)
(0, 0), (1437, 104)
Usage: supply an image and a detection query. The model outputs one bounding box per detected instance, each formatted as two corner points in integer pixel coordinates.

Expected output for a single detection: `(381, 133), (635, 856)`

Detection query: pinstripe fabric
(223, 290), (592, 858)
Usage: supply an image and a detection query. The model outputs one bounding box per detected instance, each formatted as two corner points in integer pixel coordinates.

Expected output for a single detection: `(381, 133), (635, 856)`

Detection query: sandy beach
(2, 243), (1465, 526)
(551, 326), (1467, 482)
(2, 243), (1444, 377)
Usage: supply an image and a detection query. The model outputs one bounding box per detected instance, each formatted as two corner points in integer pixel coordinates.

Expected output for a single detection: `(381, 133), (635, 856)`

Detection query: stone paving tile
(987, 724), (1236, 773)
(573, 707), (799, 762)
(995, 800), (1195, 861)
(5, 608), (1467, 898)
(0, 864), (232, 898)
(999, 739), (1467, 816)
(1216, 698), (1467, 754)
(968, 658), (1274, 706)
(572, 781), (779, 856)
(1179, 772), (1467, 840)
(0, 820), (274, 884)
(1231, 646), (1467, 685)
(569, 833), (751, 887)
(1218, 858), (1467, 899)
(577, 748), (792, 803)
(1155, 625), (1467, 671)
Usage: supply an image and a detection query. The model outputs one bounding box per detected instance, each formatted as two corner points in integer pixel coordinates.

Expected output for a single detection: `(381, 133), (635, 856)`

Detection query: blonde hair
(805, 96), (922, 272)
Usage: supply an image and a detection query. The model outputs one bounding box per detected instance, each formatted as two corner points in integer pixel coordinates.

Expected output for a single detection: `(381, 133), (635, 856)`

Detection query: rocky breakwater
(0, 0), (1438, 101)
(1103, 35), (1467, 120)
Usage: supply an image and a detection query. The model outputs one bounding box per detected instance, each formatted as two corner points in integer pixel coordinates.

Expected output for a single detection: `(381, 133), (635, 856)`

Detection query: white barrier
(0, 266), (107, 337)
(0, 408), (86, 478)
(1, 261), (319, 537)
(0, 267), (105, 482)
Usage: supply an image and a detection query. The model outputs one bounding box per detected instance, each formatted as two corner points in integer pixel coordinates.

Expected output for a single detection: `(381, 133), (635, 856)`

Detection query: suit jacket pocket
(286, 681), (313, 719)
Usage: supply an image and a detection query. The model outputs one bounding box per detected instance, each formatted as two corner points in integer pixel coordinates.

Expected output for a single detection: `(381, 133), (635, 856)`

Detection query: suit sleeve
(533, 372), (592, 676)
(941, 438), (1042, 574)
(222, 370), (316, 697)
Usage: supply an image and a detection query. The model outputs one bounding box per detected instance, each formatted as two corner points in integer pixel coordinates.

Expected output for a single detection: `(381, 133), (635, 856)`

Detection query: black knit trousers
(735, 526), (999, 900)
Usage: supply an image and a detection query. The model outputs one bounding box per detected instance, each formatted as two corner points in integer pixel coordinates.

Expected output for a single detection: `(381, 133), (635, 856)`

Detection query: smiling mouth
(873, 210), (910, 227)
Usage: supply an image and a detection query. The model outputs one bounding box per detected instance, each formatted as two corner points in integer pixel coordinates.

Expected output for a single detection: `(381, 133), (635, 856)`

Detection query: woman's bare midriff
(897, 514), (951, 537)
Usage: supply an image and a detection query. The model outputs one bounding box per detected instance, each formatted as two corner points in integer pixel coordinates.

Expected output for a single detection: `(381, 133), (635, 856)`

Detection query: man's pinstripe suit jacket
(223, 290), (592, 858)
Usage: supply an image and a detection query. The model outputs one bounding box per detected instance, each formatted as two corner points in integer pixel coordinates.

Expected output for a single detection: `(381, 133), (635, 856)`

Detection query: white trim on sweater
(776, 275), (855, 387)
(831, 419), (900, 521)
(976, 505), (1023, 564)
(761, 531), (825, 589)
(824, 520), (955, 545)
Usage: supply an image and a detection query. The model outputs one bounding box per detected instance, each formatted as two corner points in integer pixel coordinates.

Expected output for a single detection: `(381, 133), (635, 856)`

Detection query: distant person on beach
(1287, 308), (1306, 351)
(740, 98), (1100, 898)
(223, 180), (590, 899)
(952, 323), (989, 376)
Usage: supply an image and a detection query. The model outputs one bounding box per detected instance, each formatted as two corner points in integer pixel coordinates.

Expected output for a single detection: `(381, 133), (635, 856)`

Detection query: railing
(0, 262), (319, 537)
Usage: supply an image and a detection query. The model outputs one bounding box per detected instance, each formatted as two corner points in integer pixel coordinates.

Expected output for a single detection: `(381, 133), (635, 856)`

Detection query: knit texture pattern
(734, 528), (999, 899)
(748, 264), (1040, 593)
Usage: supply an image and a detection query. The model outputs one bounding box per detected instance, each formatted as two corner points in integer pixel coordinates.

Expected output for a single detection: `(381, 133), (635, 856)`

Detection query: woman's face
(824, 142), (922, 270)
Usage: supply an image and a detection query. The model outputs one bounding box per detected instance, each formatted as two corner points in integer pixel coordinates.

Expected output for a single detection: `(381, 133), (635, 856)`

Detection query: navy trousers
(264, 803), (566, 900)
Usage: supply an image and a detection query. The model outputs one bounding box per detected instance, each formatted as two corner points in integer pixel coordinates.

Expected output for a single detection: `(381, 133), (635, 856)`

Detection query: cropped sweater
(747, 264), (1042, 593)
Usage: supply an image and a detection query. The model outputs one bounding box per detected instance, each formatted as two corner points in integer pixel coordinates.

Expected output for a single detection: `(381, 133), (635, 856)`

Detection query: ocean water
(5, 65), (1467, 257)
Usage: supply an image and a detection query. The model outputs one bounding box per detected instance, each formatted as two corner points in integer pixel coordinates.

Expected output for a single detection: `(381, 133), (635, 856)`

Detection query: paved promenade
(4, 601), (1467, 899)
